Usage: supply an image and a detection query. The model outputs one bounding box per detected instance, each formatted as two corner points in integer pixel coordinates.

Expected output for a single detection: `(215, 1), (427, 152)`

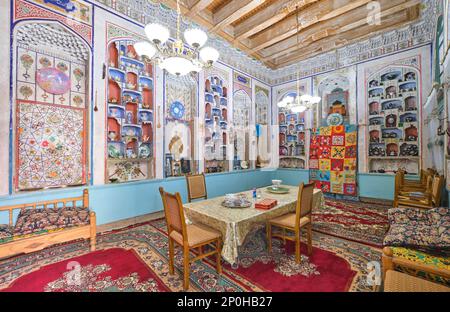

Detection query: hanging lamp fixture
(277, 6), (320, 112)
(134, 0), (219, 76)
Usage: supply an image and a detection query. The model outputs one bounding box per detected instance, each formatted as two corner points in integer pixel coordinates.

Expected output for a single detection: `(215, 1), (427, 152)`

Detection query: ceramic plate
(139, 144), (151, 158)
(327, 113), (344, 126)
(221, 200), (252, 209)
(170, 101), (185, 119)
(266, 186), (290, 194)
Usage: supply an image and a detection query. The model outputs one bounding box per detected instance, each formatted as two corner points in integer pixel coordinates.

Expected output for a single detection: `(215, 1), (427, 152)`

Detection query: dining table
(183, 185), (324, 266)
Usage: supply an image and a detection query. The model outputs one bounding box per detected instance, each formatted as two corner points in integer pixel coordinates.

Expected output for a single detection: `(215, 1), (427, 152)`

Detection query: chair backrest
(185, 173), (207, 202)
(159, 187), (187, 240)
(431, 175), (444, 206)
(296, 182), (315, 226)
(394, 171), (401, 204)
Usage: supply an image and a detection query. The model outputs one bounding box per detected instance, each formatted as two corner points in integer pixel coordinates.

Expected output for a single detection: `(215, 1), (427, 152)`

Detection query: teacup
(271, 179), (282, 189)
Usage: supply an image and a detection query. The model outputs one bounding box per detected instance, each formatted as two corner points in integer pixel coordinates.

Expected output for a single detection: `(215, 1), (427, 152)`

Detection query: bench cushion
(14, 207), (90, 236)
(384, 207), (450, 256)
(0, 225), (13, 243)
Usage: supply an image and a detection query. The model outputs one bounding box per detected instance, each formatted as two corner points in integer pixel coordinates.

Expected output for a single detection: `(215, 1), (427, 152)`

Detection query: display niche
(367, 67), (420, 174)
(278, 92), (306, 169)
(164, 74), (197, 177)
(106, 39), (154, 183)
(204, 74), (229, 173)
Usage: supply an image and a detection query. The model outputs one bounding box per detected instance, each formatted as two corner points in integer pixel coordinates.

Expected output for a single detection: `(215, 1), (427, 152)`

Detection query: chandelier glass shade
(134, 0), (219, 76)
(277, 93), (321, 113)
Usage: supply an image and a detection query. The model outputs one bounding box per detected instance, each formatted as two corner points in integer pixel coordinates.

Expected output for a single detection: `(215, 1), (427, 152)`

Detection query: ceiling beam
(210, 0), (267, 33)
(186, 0), (214, 18)
(233, 0), (321, 41)
(274, 5), (420, 68)
(249, 0), (374, 52)
(263, 0), (419, 61)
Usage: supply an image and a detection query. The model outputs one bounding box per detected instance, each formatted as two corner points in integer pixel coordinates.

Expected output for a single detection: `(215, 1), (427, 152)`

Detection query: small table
(183, 185), (324, 265)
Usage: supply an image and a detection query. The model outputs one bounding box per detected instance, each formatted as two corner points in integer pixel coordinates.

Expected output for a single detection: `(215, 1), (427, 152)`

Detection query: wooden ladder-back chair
(159, 187), (222, 290)
(397, 175), (444, 209)
(185, 173), (207, 203)
(266, 182), (314, 263)
(399, 169), (433, 191)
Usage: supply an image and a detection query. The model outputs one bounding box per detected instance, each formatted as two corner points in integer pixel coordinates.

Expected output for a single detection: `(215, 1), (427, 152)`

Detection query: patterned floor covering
(0, 218), (382, 292)
(312, 198), (390, 248)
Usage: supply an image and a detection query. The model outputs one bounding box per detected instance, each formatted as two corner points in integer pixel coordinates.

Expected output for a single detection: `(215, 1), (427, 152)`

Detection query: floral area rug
(312, 198), (390, 248)
(0, 220), (381, 292)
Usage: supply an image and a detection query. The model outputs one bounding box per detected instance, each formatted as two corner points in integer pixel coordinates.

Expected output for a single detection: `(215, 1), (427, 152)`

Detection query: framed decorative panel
(255, 85), (270, 168)
(164, 74), (197, 177)
(105, 38), (155, 183)
(204, 66), (230, 174)
(232, 72), (252, 170)
(13, 22), (90, 191)
(16, 100), (86, 190)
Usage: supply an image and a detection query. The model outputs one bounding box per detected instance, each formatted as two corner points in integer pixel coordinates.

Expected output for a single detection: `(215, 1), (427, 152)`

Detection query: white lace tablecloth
(183, 186), (324, 265)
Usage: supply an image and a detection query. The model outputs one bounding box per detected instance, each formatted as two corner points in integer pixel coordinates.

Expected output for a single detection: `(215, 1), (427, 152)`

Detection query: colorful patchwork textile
(14, 207), (90, 236)
(310, 126), (357, 195)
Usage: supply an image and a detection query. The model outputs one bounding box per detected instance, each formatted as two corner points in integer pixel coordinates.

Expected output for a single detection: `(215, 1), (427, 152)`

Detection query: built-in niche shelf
(204, 75), (229, 174)
(106, 39), (155, 183)
(278, 105), (306, 169)
(367, 68), (420, 175)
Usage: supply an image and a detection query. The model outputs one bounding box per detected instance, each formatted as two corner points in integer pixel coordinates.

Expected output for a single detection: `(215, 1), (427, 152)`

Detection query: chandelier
(133, 0), (219, 76)
(276, 5), (320, 113)
(277, 93), (321, 113)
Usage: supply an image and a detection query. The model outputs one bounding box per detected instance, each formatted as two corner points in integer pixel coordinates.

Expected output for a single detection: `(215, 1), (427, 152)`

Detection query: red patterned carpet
(312, 198), (390, 247)
(0, 219), (381, 292)
(1, 248), (169, 292)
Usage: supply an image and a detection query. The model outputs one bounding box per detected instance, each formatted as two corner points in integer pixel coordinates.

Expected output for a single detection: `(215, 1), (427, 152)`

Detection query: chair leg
(168, 237), (174, 275)
(183, 246), (190, 291)
(307, 224), (313, 256)
(216, 239), (222, 274)
(295, 231), (301, 264)
(282, 228), (286, 244)
(266, 222), (272, 254)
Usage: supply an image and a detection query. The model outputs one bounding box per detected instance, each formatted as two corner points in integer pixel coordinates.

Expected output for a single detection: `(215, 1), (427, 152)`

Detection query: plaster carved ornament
(97, 0), (438, 84)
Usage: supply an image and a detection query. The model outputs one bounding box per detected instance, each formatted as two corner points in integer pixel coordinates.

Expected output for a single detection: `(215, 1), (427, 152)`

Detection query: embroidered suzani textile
(309, 125), (357, 196)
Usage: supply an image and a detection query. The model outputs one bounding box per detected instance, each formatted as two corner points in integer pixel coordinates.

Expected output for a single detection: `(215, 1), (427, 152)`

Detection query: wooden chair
(396, 175), (444, 209)
(159, 187), (222, 290)
(185, 173), (207, 203)
(398, 169), (433, 192)
(266, 182), (314, 263)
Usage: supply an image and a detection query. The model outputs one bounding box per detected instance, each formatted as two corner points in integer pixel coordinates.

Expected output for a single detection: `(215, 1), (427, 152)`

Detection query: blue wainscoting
(271, 170), (396, 200)
(0, 170), (273, 226)
(5, 169), (440, 227)
(271, 169), (310, 185)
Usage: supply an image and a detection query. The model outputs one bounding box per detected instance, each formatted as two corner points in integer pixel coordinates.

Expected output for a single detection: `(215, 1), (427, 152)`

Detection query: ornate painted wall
(0, 0), (440, 204)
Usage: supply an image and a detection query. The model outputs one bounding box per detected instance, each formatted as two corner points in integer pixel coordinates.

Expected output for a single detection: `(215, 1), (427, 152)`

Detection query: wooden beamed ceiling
(162, 0), (422, 69)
